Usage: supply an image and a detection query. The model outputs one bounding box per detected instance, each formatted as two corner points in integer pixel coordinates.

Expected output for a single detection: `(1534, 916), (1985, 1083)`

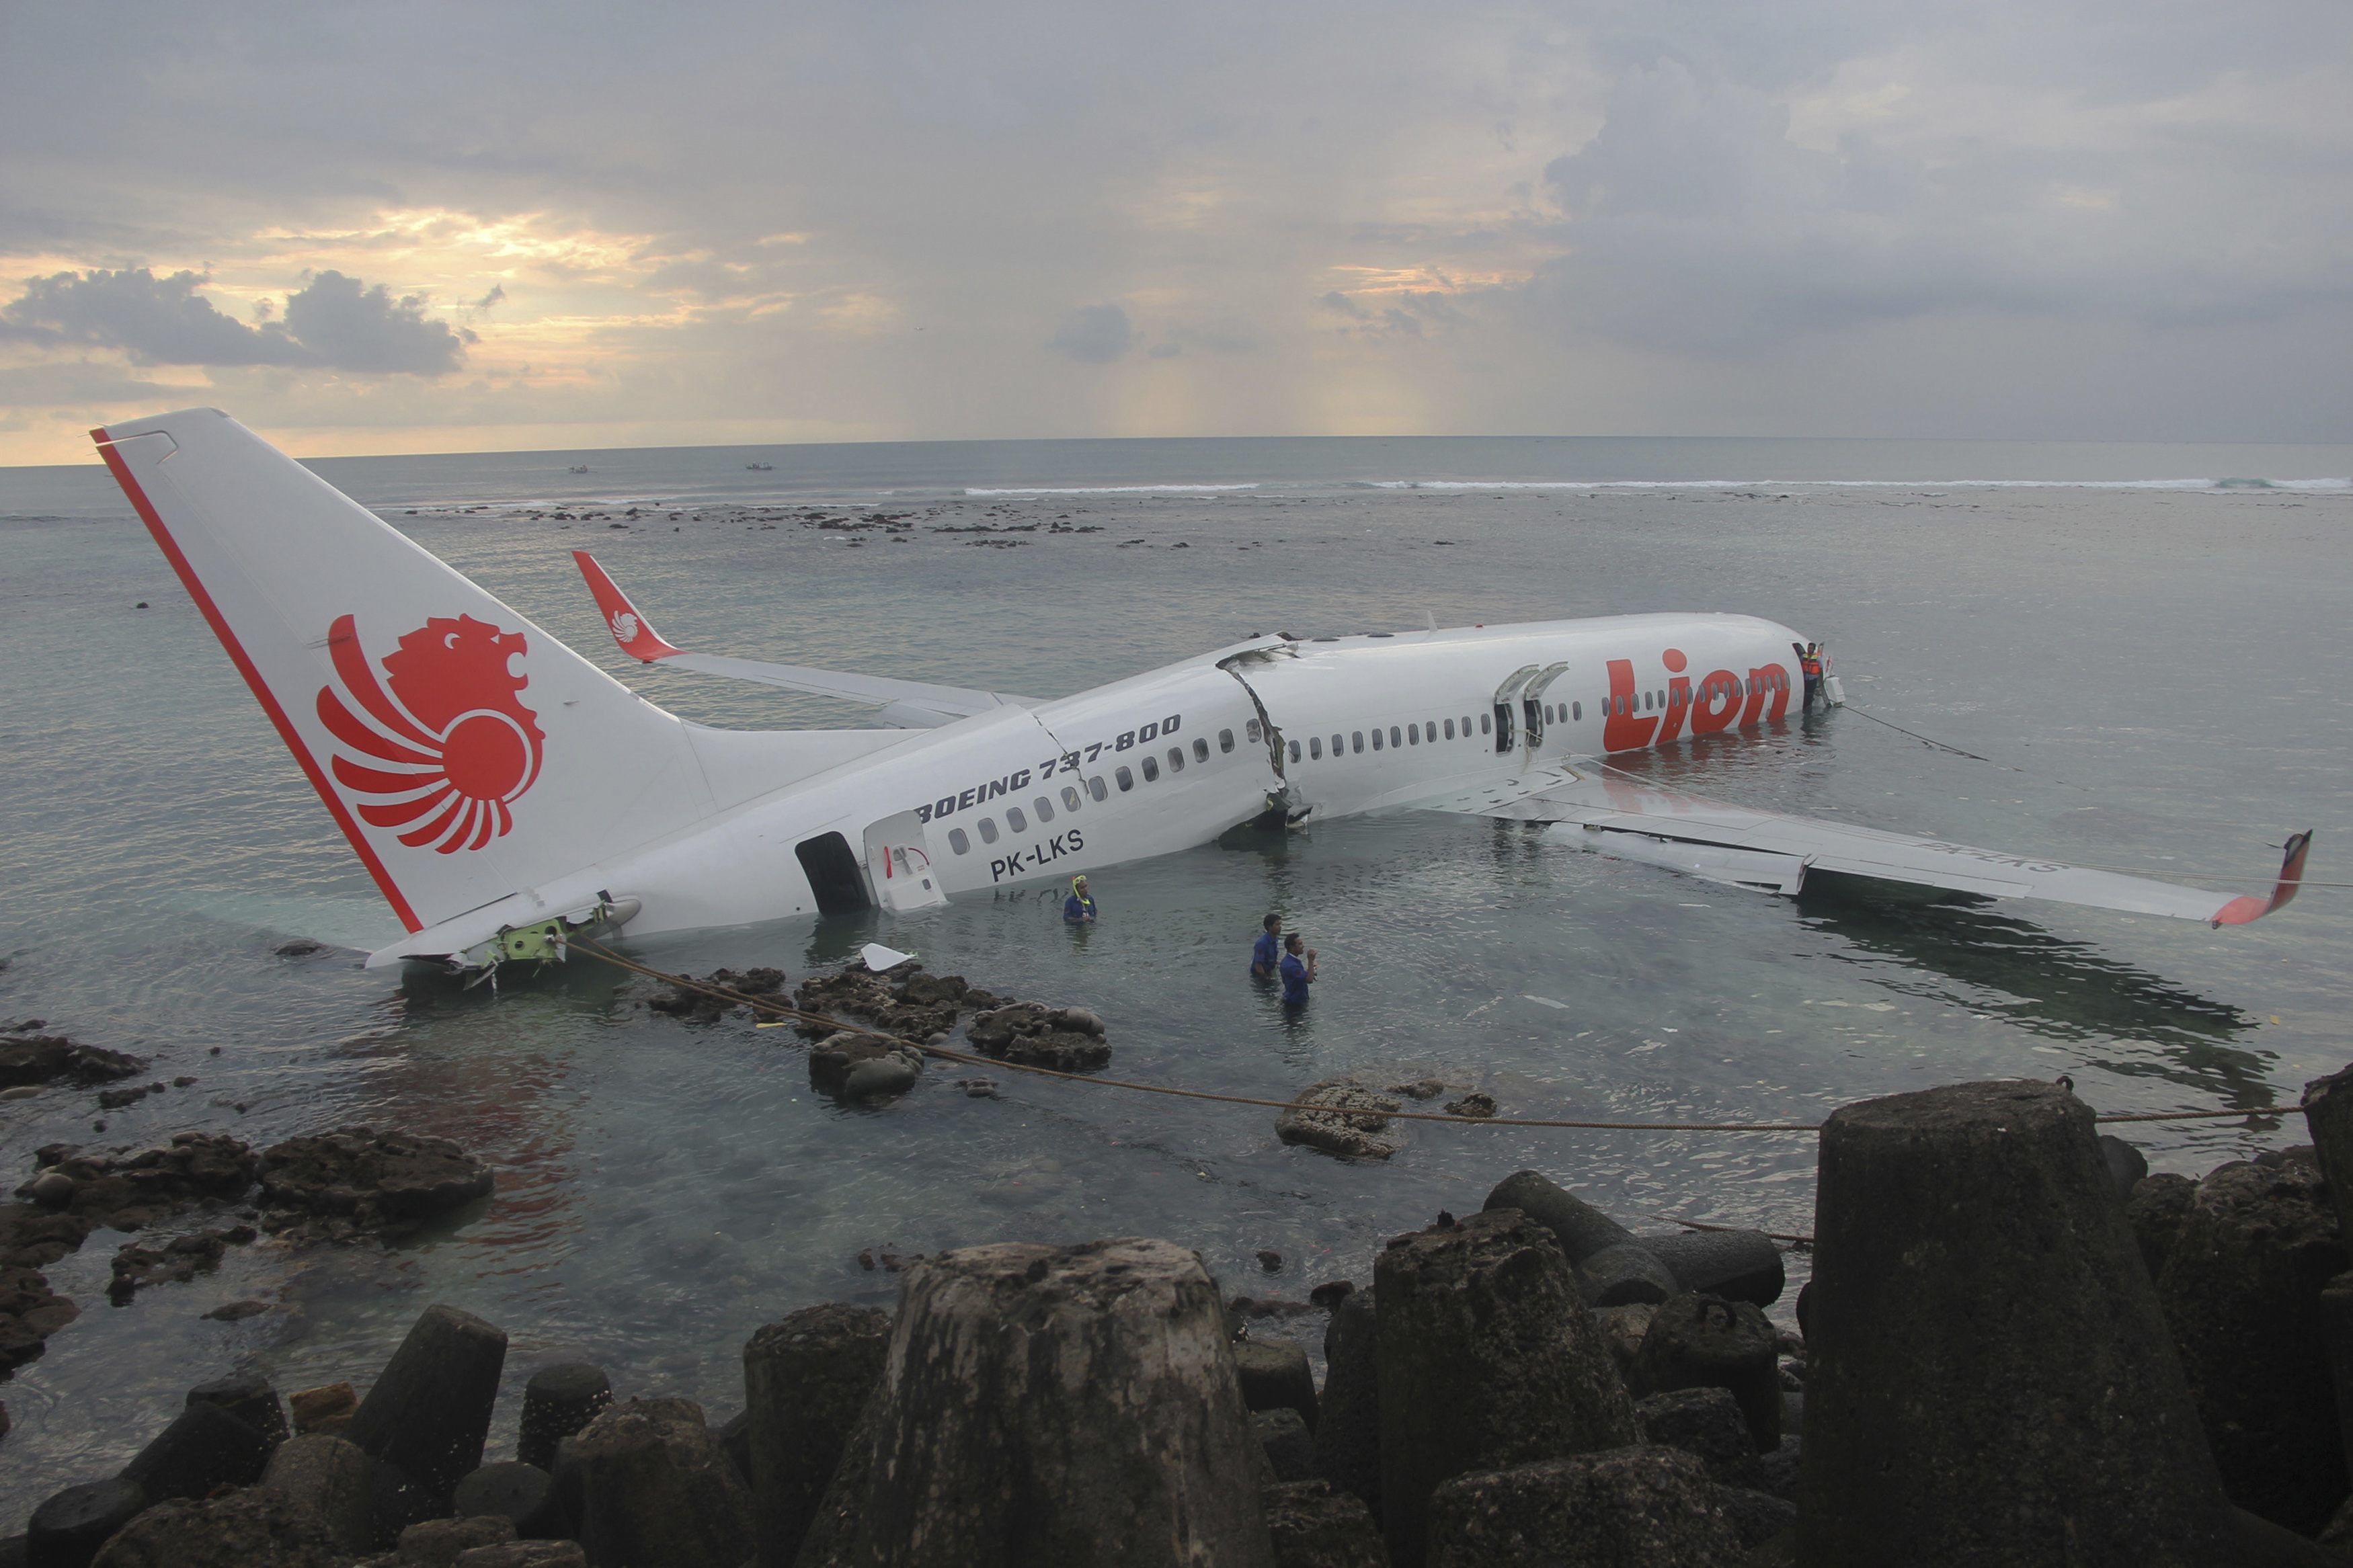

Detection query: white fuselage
(512, 612), (1806, 948)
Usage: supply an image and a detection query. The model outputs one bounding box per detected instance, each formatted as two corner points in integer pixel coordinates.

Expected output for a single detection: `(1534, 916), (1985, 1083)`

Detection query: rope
(568, 938), (2281, 1134)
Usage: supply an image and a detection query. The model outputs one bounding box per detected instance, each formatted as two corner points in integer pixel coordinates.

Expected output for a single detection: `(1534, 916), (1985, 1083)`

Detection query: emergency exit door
(863, 811), (949, 912)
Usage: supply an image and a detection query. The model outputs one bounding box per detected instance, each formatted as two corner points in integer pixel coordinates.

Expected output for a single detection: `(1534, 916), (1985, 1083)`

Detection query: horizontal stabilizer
(573, 550), (1035, 727)
(1420, 761), (2309, 927)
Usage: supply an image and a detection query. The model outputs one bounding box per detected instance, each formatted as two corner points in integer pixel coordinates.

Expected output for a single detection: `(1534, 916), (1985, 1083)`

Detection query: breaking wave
(1367, 477), (2352, 493)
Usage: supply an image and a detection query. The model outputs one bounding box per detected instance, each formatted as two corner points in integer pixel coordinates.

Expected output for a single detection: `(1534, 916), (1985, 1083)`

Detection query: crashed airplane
(92, 409), (2310, 973)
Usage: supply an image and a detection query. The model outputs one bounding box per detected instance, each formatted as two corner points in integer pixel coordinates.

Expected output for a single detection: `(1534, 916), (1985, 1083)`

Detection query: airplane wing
(572, 551), (1037, 729)
(1417, 760), (2309, 927)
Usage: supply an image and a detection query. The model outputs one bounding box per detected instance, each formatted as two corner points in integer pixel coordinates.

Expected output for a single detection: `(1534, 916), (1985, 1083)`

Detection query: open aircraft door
(863, 811), (949, 913)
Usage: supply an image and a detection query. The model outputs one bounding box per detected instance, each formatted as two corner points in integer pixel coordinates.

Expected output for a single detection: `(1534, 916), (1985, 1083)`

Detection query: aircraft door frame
(863, 810), (950, 913)
(1490, 665), (1540, 753)
(1522, 662), (1570, 749)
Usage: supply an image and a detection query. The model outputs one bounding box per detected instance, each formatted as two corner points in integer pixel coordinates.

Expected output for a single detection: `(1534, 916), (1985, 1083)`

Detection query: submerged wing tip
(2212, 829), (2313, 927)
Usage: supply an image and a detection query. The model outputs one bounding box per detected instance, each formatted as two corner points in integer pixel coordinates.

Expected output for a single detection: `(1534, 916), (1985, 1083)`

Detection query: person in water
(1063, 875), (1096, 923)
(1800, 643), (1825, 709)
(1251, 913), (1283, 977)
(1278, 933), (1317, 1007)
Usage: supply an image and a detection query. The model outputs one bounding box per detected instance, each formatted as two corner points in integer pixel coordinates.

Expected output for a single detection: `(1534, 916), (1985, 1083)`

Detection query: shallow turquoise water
(0, 436), (2348, 1524)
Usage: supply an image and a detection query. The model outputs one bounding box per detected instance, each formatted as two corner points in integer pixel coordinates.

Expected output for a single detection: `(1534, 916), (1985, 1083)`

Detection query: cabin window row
(1600, 673), (1784, 717)
(1283, 700), (1587, 761)
(945, 733), (1229, 857)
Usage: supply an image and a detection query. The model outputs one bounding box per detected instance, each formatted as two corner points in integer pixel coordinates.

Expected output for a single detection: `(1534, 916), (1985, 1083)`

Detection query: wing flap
(571, 550), (1034, 727)
(1437, 759), (2309, 927)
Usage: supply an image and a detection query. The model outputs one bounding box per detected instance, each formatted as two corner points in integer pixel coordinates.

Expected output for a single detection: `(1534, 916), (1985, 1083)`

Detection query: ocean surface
(1, 432), (2349, 1524)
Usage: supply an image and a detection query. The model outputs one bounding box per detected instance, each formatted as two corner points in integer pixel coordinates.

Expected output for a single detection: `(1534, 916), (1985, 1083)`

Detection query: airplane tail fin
(2212, 830), (2313, 925)
(93, 409), (723, 934)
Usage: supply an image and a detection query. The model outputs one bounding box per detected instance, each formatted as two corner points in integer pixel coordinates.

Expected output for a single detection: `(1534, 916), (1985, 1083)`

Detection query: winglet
(572, 550), (684, 662)
(2212, 830), (2313, 926)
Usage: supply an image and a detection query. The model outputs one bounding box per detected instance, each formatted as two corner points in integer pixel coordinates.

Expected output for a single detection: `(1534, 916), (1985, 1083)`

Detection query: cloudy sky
(2, 0), (2346, 464)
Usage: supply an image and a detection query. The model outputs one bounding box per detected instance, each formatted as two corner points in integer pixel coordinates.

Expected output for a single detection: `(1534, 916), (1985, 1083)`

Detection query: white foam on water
(961, 483), (1264, 496)
(1370, 477), (2353, 493)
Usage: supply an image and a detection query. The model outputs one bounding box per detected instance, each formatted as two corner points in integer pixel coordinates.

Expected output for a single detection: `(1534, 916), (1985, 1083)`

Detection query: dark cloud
(1046, 304), (1131, 364)
(1, 268), (309, 366)
(280, 271), (473, 374)
(0, 267), (471, 374)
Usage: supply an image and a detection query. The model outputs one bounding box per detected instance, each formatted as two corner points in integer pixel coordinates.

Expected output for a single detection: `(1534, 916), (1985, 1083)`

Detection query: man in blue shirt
(1251, 914), (1283, 977)
(1278, 934), (1317, 1007)
(1063, 875), (1096, 923)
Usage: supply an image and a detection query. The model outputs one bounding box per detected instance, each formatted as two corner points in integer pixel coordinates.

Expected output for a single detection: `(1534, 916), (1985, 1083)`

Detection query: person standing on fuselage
(1252, 914), (1283, 978)
(1279, 934), (1316, 1008)
(1064, 876), (1096, 923)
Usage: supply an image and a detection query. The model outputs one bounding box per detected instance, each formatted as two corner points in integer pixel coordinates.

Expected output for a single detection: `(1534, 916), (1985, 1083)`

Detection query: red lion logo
(315, 614), (545, 854)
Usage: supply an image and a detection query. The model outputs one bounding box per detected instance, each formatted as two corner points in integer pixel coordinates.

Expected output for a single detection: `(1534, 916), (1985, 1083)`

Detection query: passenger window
(1035, 796), (1055, 823)
(1220, 729), (1235, 753)
(1572, 701), (1582, 721)
(1390, 726), (1402, 747)
(1480, 713), (1491, 735)
(1352, 731), (1364, 753)
(1167, 746), (1183, 772)
(1309, 736), (1323, 759)
(1444, 718), (1455, 739)
(1408, 724), (1419, 745)
(1007, 807), (1028, 833)
(1461, 714), (1472, 735)
(1371, 730), (1384, 751)
(1193, 738), (1209, 762)
(1246, 719), (1261, 743)
(948, 827), (970, 855)
(1062, 784), (1083, 811)
(1115, 766), (1133, 792)
(980, 817), (1001, 843)
(1288, 739), (1301, 762)
(1088, 776), (1109, 801)
(1330, 734), (1342, 756)
(1141, 755), (1160, 782)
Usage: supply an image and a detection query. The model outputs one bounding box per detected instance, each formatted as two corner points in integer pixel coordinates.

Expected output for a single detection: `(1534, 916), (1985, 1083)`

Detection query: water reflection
(1795, 878), (2271, 1107)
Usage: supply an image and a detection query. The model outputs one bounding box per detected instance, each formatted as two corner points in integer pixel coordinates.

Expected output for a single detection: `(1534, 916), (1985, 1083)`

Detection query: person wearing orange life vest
(1800, 643), (1825, 709)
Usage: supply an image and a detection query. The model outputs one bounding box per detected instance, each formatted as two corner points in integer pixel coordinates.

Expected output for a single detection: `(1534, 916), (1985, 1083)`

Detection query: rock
(1277, 1080), (1402, 1161)
(715, 1407), (752, 1486)
(1573, 1239), (1680, 1307)
(1713, 1485), (1798, 1552)
(1800, 1079), (2240, 1567)
(87, 1489), (341, 1567)
(1484, 1169), (1633, 1262)
(1591, 1303), (1657, 1383)
(1753, 1436), (1801, 1503)
(1309, 1280), (1353, 1309)
(742, 1303), (891, 1567)
(0, 1036), (144, 1089)
(2126, 1173), (2197, 1282)
(796, 1237), (1274, 1568)
(397, 1516), (516, 1567)
(27, 1478), (148, 1568)
(204, 1298), (270, 1322)
(451, 1463), (560, 1540)
(1635, 1387), (1756, 1479)
(1640, 1229), (1787, 1309)
(840, 1052), (922, 1100)
(571, 1399), (755, 1568)
(1261, 1479), (1388, 1568)
(2301, 1063), (2353, 1240)
(2099, 1134), (2149, 1199)
(346, 1303), (509, 1510)
(1441, 1094), (1495, 1118)
(517, 1363), (610, 1471)
(257, 1127), (491, 1229)
(187, 1370), (288, 1446)
(290, 1382), (358, 1436)
(1259, 1249), (1284, 1272)
(2155, 1157), (2350, 1532)
(1235, 1337), (1319, 1430)
(107, 1229), (241, 1304)
(453, 1545), (586, 1568)
(259, 1433), (375, 1554)
(1257, 1409), (1320, 1482)
(1425, 1446), (1745, 1567)
(1375, 1209), (1638, 1567)
(28, 1174), (73, 1210)
(1630, 1293), (1780, 1452)
(1316, 1285), (1381, 1516)
(1389, 1079), (1445, 1101)
(120, 1399), (274, 1501)
(966, 1004), (1112, 1072)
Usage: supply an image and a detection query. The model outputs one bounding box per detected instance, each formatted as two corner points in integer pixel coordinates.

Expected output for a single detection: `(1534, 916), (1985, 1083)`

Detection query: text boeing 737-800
(91, 410), (2310, 973)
